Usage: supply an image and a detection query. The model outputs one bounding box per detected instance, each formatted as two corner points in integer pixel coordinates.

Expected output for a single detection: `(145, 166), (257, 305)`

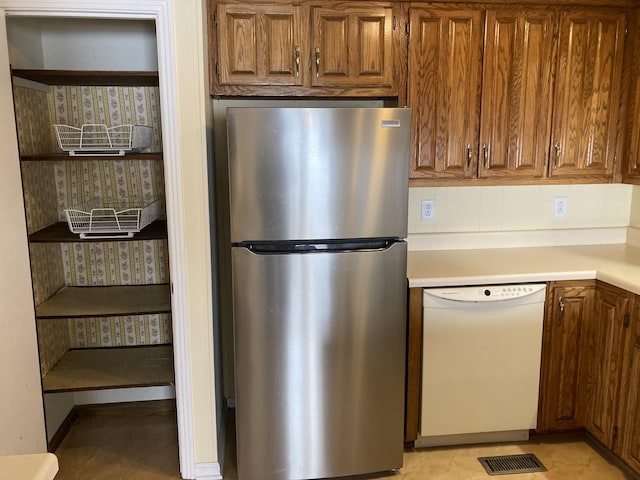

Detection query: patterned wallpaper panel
(54, 158), (165, 218)
(29, 243), (66, 307)
(61, 240), (169, 286)
(50, 86), (162, 152)
(13, 86), (57, 155)
(21, 162), (59, 234)
(37, 318), (71, 377)
(71, 314), (172, 348)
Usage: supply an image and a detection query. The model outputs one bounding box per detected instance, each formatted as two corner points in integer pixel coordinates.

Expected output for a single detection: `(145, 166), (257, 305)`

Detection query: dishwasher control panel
(424, 283), (547, 303)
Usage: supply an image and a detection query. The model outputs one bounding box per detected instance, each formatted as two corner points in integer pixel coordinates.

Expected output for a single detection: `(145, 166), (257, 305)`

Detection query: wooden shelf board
(20, 152), (163, 162)
(29, 220), (167, 243)
(13, 69), (159, 86)
(42, 345), (174, 393)
(36, 284), (171, 319)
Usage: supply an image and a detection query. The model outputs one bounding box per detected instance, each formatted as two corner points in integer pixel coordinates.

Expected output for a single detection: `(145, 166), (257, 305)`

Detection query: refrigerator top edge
(227, 107), (410, 243)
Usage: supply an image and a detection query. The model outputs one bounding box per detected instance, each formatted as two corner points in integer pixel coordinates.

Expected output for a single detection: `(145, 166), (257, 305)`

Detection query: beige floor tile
(53, 405), (636, 480)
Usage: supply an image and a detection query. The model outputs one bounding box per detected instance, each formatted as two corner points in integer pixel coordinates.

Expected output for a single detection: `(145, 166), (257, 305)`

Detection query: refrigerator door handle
(237, 239), (401, 254)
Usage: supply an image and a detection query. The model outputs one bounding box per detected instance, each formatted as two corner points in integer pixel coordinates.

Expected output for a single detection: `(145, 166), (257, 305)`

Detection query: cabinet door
(478, 10), (555, 179)
(585, 282), (630, 448)
(538, 282), (593, 432)
(623, 13), (640, 182)
(625, 67), (640, 180)
(217, 4), (303, 86)
(619, 297), (640, 472)
(408, 6), (483, 179)
(549, 10), (625, 180)
(310, 3), (393, 88)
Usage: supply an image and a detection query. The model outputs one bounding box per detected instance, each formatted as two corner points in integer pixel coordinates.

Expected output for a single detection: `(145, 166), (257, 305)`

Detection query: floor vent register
(478, 454), (547, 476)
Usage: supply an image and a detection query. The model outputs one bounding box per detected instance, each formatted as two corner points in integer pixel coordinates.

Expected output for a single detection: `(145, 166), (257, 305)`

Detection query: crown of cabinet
(211, 1), (397, 96)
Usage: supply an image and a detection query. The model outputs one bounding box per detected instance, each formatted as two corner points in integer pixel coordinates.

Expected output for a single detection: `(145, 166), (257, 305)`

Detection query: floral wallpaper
(50, 86), (162, 152)
(14, 83), (171, 377)
(21, 161), (59, 234)
(13, 86), (57, 155)
(70, 314), (172, 348)
(61, 240), (169, 286)
(53, 158), (165, 218)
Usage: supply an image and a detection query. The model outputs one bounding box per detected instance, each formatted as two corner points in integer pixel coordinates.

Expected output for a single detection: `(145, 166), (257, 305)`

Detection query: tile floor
(52, 402), (638, 480)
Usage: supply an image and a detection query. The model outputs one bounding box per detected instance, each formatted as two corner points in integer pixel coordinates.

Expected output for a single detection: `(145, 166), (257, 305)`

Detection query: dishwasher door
(419, 284), (546, 447)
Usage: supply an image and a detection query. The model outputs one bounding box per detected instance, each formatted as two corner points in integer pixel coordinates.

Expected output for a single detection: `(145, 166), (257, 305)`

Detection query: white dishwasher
(417, 284), (546, 448)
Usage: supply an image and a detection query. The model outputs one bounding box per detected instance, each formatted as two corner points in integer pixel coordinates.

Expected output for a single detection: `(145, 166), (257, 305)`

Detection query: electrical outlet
(421, 199), (435, 221)
(554, 196), (568, 218)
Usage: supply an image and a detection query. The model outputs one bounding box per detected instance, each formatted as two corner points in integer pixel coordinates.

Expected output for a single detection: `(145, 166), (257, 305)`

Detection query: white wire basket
(63, 197), (163, 239)
(54, 124), (152, 156)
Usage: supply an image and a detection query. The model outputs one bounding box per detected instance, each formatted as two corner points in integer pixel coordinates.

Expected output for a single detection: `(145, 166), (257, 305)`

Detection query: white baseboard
(192, 462), (222, 480)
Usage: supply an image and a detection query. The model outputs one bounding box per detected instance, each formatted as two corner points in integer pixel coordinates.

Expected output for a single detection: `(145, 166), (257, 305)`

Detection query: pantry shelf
(20, 152), (163, 162)
(35, 284), (171, 319)
(42, 345), (174, 392)
(12, 69), (159, 86)
(29, 220), (167, 243)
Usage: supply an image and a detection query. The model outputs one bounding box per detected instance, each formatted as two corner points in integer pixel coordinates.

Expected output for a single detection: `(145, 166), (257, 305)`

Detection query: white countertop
(0, 453), (58, 480)
(408, 243), (640, 294)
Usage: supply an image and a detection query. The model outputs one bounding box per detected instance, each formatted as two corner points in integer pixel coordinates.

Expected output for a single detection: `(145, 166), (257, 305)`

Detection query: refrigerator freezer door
(227, 107), (410, 243)
(232, 242), (407, 480)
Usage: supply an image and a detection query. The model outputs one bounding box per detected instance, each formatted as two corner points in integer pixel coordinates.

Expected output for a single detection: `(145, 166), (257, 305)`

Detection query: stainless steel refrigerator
(227, 107), (410, 480)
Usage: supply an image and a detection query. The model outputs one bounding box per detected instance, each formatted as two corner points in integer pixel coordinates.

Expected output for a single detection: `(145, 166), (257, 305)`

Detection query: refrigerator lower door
(232, 242), (407, 480)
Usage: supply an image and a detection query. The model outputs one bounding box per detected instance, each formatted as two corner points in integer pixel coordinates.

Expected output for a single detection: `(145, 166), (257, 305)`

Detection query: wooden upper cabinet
(549, 10), (626, 180)
(311, 4), (393, 87)
(478, 10), (555, 179)
(408, 6), (483, 180)
(216, 4), (303, 86)
(212, 1), (396, 95)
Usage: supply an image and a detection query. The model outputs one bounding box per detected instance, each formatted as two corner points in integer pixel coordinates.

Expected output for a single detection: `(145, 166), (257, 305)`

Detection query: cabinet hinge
(553, 23), (558, 38)
(215, 62), (220, 79)
(405, 22), (410, 36)
(625, 20), (628, 37)
(624, 313), (631, 328)
(393, 15), (397, 31)
(213, 11), (217, 26)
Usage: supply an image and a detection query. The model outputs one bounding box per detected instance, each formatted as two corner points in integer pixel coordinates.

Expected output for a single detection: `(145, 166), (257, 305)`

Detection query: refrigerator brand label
(381, 120), (401, 128)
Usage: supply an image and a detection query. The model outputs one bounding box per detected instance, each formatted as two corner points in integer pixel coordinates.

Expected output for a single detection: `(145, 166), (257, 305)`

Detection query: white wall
(7, 17), (157, 70)
(408, 184), (632, 234)
(0, 13), (47, 455)
(630, 186), (640, 228)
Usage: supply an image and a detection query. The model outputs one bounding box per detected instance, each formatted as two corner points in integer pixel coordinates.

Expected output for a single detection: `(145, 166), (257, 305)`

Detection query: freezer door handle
(237, 239), (400, 254)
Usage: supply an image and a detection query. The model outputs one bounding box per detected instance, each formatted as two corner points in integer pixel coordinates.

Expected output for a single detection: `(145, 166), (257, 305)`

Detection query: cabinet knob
(315, 48), (320, 78)
(294, 46), (301, 78)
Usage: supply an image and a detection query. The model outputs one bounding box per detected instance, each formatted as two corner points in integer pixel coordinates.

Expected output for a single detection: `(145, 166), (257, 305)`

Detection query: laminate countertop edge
(0, 453), (58, 480)
(407, 243), (640, 294)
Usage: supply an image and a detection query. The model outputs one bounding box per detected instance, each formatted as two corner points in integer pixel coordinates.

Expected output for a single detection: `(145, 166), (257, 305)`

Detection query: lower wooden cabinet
(619, 295), (640, 472)
(584, 281), (632, 450)
(538, 281), (594, 432)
